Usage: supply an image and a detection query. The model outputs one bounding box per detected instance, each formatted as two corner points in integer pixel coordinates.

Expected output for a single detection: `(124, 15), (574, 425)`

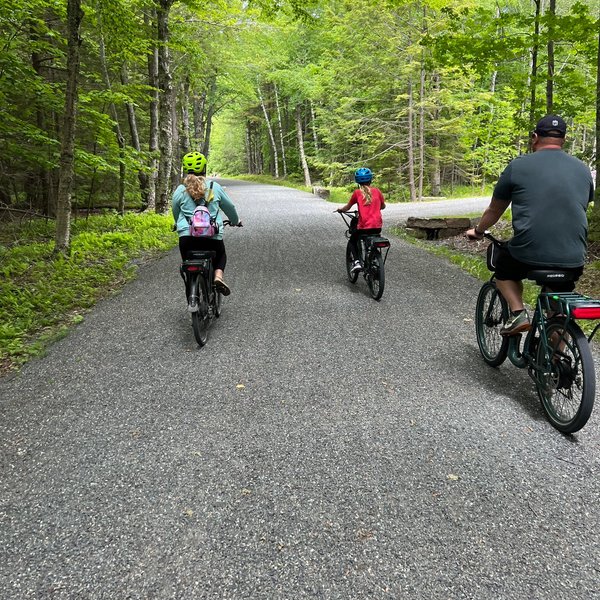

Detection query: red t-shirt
(349, 187), (384, 229)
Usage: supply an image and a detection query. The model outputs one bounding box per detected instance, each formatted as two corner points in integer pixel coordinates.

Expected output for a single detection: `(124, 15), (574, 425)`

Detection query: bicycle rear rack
(539, 292), (600, 342)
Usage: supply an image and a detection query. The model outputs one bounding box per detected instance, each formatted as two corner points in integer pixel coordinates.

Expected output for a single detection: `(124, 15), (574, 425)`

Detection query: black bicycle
(339, 211), (390, 301)
(180, 220), (241, 347)
(475, 232), (600, 433)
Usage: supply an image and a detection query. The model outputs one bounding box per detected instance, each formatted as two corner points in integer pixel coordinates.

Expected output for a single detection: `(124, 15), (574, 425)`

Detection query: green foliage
(0, 212), (177, 372)
(0, 0), (598, 212)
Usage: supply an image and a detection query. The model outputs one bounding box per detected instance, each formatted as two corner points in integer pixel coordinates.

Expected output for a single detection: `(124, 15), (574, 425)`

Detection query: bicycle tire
(346, 241), (358, 284)
(191, 276), (210, 347)
(214, 289), (222, 318)
(475, 281), (509, 367)
(536, 317), (595, 434)
(366, 251), (384, 301)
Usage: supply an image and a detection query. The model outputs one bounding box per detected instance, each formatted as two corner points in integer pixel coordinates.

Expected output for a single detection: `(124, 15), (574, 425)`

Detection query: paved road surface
(1, 181), (599, 599)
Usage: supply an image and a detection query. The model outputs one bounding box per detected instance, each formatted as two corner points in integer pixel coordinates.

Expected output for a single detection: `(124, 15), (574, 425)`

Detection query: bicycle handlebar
(337, 210), (358, 230)
(172, 220), (243, 231)
(466, 228), (503, 244)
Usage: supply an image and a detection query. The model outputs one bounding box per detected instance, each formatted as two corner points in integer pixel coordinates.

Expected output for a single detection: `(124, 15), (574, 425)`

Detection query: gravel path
(1, 180), (599, 599)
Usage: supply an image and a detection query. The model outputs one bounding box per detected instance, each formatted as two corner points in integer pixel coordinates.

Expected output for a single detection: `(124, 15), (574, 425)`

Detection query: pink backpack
(189, 182), (219, 237)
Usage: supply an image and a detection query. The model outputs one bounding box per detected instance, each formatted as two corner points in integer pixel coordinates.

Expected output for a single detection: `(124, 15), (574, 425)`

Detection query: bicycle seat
(527, 270), (576, 285)
(185, 250), (216, 261)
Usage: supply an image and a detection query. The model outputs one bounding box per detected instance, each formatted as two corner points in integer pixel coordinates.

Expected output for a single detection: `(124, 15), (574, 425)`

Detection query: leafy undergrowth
(394, 220), (600, 336)
(0, 212), (177, 375)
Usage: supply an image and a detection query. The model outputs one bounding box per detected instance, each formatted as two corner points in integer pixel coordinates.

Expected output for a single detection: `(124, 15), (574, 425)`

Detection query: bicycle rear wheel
(536, 318), (595, 434)
(346, 241), (358, 283)
(191, 277), (210, 346)
(475, 281), (509, 366)
(214, 289), (222, 318)
(366, 251), (384, 301)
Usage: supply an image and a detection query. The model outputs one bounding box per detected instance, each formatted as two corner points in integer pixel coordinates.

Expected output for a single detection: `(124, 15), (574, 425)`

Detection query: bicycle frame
(476, 232), (599, 433)
(492, 283), (600, 373)
(339, 210), (390, 264)
(361, 236), (390, 265)
(182, 251), (217, 312)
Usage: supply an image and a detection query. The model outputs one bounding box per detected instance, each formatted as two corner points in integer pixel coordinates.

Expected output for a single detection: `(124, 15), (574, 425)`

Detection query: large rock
(312, 186), (330, 199)
(405, 217), (472, 240)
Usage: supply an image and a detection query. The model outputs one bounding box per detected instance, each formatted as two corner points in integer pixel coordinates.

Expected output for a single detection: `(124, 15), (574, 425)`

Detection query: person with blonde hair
(336, 167), (386, 273)
(172, 152), (241, 307)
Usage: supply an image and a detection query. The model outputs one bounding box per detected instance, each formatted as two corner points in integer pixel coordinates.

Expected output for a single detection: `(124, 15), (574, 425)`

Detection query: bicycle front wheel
(536, 318), (595, 434)
(366, 251), (384, 301)
(346, 242), (358, 283)
(475, 281), (509, 367)
(191, 277), (210, 347)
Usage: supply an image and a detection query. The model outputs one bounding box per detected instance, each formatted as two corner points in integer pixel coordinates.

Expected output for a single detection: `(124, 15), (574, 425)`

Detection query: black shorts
(179, 236), (226, 271)
(494, 245), (583, 292)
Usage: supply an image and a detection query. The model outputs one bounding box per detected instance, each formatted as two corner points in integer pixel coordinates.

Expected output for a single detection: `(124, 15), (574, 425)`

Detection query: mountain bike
(180, 221), (242, 347)
(339, 210), (390, 301)
(475, 232), (600, 433)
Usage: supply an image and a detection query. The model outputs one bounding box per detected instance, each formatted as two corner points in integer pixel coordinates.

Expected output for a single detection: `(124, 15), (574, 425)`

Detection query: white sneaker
(350, 260), (362, 274)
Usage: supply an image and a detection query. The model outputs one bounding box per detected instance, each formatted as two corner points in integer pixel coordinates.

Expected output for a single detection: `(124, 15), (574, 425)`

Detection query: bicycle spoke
(536, 318), (595, 433)
(475, 282), (509, 367)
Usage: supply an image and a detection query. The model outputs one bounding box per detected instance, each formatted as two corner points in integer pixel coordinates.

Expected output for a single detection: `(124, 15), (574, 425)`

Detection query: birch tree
(257, 83), (279, 178)
(155, 0), (175, 214)
(54, 0), (84, 254)
(296, 104), (311, 186)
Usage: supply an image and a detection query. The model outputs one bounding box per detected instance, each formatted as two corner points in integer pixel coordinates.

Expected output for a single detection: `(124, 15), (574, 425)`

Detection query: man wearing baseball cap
(466, 115), (594, 335)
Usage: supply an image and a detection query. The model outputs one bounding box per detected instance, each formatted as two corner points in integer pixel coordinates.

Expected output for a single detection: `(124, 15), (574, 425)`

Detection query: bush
(0, 212), (177, 373)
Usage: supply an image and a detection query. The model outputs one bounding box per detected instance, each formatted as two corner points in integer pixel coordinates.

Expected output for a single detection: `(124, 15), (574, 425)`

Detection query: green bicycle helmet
(182, 151), (207, 175)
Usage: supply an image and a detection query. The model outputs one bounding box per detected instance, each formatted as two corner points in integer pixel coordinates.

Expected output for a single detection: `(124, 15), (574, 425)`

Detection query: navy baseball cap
(534, 115), (567, 138)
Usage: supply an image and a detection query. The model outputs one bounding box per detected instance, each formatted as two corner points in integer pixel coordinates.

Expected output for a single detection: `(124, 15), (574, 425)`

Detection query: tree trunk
(546, 0), (555, 114)
(296, 105), (311, 187)
(430, 72), (441, 197)
(202, 74), (217, 157)
(310, 100), (319, 153)
(193, 91), (206, 148)
(407, 80), (416, 203)
(529, 0), (541, 135)
(121, 63), (150, 207)
(257, 84), (279, 178)
(407, 81), (417, 202)
(590, 5), (600, 241)
(274, 83), (288, 178)
(98, 27), (126, 215)
(181, 77), (191, 154)
(146, 12), (159, 211)
(170, 99), (180, 192)
(27, 19), (51, 214)
(54, 0), (83, 255)
(418, 39), (426, 200)
(245, 122), (252, 173)
(155, 0), (175, 214)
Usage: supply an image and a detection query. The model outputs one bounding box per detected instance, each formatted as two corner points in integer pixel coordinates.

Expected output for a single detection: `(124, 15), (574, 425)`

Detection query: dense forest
(1, 0), (599, 250)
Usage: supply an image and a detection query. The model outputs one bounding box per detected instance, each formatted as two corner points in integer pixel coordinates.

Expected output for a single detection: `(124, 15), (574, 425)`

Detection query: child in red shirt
(336, 168), (386, 273)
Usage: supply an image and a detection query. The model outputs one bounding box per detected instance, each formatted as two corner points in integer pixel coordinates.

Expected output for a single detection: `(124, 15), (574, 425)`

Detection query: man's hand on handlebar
(465, 227), (484, 241)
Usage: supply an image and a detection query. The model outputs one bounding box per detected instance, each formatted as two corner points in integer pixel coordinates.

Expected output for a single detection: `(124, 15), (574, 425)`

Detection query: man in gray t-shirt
(466, 115), (594, 335)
